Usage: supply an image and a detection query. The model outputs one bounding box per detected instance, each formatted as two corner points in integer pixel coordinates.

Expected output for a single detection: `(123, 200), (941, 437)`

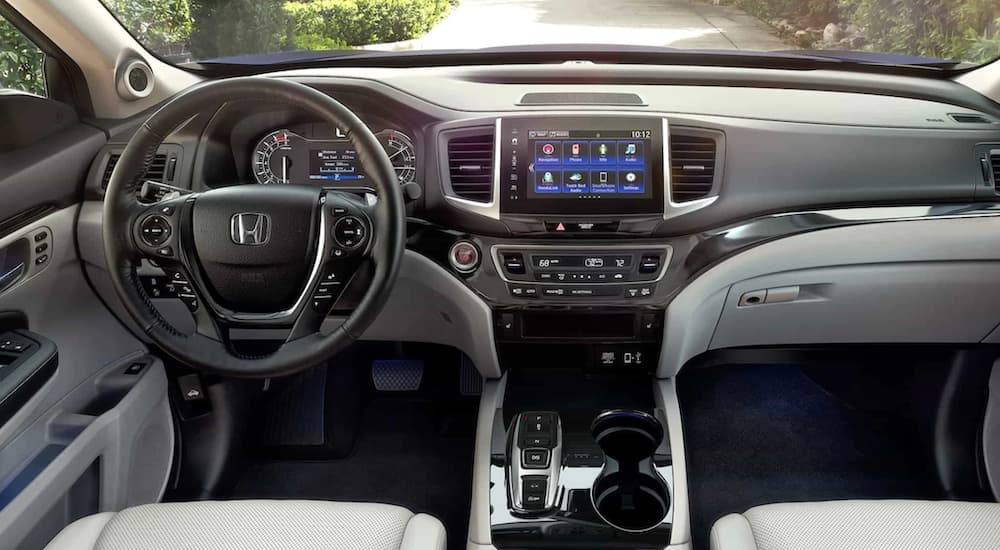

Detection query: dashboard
(80, 62), (1000, 378)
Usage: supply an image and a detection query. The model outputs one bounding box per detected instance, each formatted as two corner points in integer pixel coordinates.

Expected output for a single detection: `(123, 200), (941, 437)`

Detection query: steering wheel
(103, 77), (405, 377)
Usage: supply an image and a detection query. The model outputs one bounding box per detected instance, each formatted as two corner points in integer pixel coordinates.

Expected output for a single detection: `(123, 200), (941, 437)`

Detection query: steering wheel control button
(157, 246), (173, 257)
(449, 241), (480, 274)
(333, 216), (366, 248)
(140, 215), (172, 247)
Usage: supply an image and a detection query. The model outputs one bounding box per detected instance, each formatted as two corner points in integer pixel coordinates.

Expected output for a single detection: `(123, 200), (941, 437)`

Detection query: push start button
(449, 241), (480, 273)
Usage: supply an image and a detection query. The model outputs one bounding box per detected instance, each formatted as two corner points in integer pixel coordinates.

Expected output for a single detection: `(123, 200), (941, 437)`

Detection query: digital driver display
(308, 146), (366, 182)
(500, 117), (664, 216)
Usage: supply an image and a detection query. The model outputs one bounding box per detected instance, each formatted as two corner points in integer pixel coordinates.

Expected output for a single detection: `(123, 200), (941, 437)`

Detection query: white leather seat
(44, 500), (446, 550)
(710, 500), (1000, 550)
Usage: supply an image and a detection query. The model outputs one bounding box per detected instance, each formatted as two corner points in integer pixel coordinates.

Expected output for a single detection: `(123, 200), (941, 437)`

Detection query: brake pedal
(372, 359), (424, 391)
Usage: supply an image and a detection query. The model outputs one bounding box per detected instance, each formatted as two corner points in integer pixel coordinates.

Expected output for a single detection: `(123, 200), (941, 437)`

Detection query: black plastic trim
(0, 329), (58, 427)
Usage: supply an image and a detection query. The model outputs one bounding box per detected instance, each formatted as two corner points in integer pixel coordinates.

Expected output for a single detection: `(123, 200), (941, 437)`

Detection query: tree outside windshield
(2, 0), (999, 96)
(96, 0), (999, 65)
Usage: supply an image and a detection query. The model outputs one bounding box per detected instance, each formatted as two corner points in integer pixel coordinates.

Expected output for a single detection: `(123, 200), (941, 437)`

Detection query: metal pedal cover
(372, 359), (424, 391)
(460, 354), (482, 396)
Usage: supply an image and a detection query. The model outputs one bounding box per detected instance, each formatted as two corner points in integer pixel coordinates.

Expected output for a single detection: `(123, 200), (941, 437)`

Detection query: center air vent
(669, 131), (720, 203)
(446, 131), (495, 203)
(991, 152), (1000, 186)
(101, 153), (168, 190)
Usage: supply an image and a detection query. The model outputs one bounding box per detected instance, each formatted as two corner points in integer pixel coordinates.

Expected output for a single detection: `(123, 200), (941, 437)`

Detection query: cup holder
(590, 410), (670, 532)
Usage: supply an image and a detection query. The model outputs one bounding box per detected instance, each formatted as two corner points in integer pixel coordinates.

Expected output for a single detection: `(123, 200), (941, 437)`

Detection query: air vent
(991, 152), (1000, 186)
(950, 113), (993, 124)
(447, 131), (494, 203)
(101, 153), (167, 190)
(669, 132), (718, 202)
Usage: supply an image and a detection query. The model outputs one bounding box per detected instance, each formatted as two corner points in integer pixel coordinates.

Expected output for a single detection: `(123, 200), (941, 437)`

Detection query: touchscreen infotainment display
(499, 117), (664, 216)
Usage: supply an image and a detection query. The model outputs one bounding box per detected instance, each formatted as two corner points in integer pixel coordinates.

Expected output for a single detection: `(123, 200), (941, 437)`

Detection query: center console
(485, 371), (678, 549)
(438, 115), (696, 549)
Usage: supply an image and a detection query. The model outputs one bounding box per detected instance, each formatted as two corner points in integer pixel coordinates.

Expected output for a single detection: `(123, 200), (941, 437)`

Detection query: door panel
(0, 93), (174, 548)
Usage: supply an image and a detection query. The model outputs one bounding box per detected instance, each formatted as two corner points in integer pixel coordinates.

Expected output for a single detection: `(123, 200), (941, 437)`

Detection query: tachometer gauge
(253, 129), (296, 184)
(375, 130), (416, 185)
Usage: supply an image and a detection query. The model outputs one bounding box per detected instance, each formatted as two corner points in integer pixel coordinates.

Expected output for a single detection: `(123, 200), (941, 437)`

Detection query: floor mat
(232, 398), (477, 550)
(678, 364), (943, 550)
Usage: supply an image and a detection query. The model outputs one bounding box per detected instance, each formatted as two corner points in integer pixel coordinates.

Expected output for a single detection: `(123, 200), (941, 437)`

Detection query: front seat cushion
(44, 500), (446, 550)
(710, 500), (1000, 550)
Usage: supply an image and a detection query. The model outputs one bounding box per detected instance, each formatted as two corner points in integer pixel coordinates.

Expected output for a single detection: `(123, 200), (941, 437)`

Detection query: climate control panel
(491, 245), (671, 300)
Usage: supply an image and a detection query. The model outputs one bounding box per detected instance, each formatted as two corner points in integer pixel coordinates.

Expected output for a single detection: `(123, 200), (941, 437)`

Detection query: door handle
(0, 262), (25, 293)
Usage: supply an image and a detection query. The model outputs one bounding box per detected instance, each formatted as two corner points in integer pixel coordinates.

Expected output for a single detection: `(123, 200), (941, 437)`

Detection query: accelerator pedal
(460, 354), (483, 396)
(372, 359), (424, 391)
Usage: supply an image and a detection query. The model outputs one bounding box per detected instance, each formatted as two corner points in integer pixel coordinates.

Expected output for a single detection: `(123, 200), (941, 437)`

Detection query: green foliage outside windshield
(726, 0), (999, 63)
(0, 17), (45, 95)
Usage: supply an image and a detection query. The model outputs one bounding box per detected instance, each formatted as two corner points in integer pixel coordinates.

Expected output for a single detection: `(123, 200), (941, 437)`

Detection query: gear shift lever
(506, 411), (562, 513)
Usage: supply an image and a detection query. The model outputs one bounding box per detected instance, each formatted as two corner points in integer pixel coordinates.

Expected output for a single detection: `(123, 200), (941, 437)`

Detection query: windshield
(100, 0), (1000, 68)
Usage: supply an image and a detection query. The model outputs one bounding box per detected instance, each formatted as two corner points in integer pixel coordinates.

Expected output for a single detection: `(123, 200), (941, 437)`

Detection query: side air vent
(669, 131), (720, 203)
(101, 153), (168, 190)
(446, 131), (494, 203)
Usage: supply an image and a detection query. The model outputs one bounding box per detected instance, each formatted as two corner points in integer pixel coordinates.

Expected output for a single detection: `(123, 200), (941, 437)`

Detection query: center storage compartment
(591, 410), (671, 532)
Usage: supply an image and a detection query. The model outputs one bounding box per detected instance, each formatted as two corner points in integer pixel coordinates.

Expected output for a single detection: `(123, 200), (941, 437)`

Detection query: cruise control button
(333, 216), (366, 248)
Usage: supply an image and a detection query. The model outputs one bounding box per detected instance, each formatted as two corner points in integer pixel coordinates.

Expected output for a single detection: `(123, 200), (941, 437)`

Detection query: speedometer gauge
(252, 129), (296, 184)
(375, 130), (417, 185)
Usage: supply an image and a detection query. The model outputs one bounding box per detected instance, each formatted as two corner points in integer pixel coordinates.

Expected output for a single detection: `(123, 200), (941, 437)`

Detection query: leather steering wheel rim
(103, 77), (406, 377)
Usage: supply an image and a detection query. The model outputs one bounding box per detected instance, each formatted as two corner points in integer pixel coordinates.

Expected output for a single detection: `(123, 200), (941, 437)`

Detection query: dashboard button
(625, 285), (655, 298)
(522, 449), (550, 469)
(502, 253), (526, 275)
(509, 285), (537, 298)
(449, 241), (480, 273)
(639, 255), (661, 274)
(542, 287), (566, 297)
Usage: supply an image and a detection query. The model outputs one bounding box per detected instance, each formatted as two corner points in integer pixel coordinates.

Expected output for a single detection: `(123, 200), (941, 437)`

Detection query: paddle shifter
(507, 412), (562, 513)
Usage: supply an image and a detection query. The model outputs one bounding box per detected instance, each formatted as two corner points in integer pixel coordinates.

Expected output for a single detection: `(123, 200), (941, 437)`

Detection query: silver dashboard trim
(442, 117), (502, 220)
(490, 244), (673, 285)
(663, 117), (719, 220)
